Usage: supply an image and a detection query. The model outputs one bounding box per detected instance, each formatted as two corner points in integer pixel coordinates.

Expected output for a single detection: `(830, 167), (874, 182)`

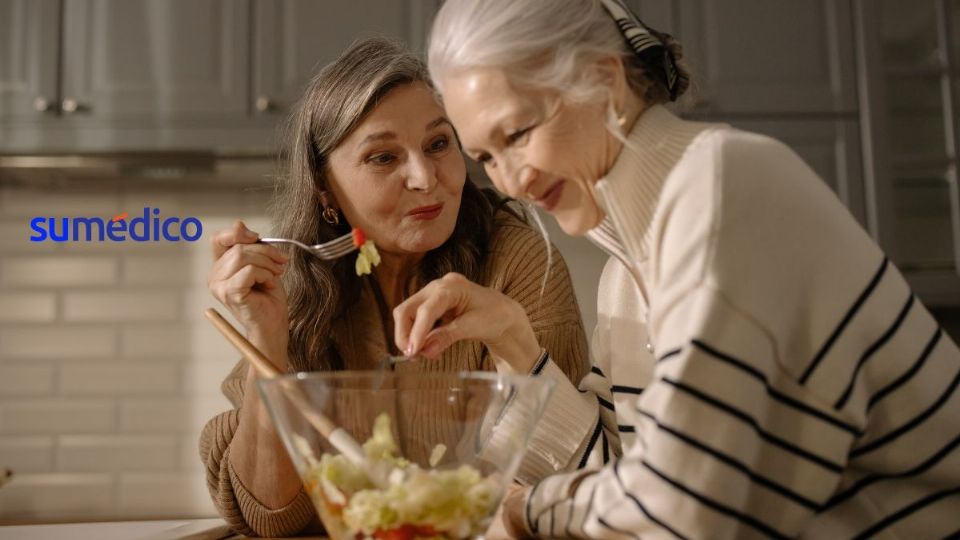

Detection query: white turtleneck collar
(586, 105), (721, 264)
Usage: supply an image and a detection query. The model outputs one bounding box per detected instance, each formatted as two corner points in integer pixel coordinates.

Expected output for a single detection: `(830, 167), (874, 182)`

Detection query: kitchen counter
(0, 518), (327, 540)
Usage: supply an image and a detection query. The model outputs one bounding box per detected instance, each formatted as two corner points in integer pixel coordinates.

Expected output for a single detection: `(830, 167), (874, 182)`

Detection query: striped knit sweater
(198, 211), (596, 537)
(523, 105), (960, 539)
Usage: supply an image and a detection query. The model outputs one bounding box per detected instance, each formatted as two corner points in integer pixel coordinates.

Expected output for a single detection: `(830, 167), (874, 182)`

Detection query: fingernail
(404, 344), (414, 356)
(245, 230), (259, 240)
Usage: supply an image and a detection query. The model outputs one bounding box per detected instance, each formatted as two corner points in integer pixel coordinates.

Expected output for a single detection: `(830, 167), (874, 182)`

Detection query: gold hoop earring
(318, 190), (340, 225)
(322, 206), (340, 225)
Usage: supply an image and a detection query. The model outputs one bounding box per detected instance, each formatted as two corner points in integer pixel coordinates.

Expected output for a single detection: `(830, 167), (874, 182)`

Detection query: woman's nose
(516, 165), (539, 199)
(404, 153), (438, 192)
(495, 155), (537, 199)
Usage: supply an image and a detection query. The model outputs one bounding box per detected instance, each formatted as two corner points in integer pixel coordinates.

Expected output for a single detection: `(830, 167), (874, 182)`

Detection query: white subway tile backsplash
(181, 360), (236, 396)
(0, 325), (117, 359)
(180, 436), (204, 471)
(119, 192), (181, 215)
(60, 238), (189, 254)
(186, 320), (243, 362)
(0, 292), (56, 322)
(0, 365), (55, 395)
(119, 396), (229, 434)
(123, 256), (200, 286)
(58, 435), (178, 472)
(118, 399), (190, 433)
(0, 400), (114, 434)
(182, 288), (230, 323)
(59, 363), (180, 396)
(0, 473), (114, 518)
(0, 220), (61, 252)
(0, 183), (272, 520)
(0, 436), (55, 473)
(118, 473), (216, 515)
(1, 256), (119, 287)
(121, 323), (190, 358)
(63, 291), (179, 322)
(178, 193), (268, 218)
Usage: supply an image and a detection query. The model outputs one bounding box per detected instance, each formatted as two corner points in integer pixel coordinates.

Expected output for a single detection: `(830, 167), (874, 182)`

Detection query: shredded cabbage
(297, 413), (499, 539)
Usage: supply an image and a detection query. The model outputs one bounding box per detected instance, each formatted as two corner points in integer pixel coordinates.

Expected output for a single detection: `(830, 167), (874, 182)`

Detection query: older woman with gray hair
(199, 37), (599, 537)
(392, 0), (960, 538)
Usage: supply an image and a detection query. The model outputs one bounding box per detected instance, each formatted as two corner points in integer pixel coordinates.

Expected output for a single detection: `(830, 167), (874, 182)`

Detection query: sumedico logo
(30, 207), (203, 243)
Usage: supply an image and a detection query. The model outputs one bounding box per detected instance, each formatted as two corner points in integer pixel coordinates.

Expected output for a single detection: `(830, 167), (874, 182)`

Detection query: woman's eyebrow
(358, 117), (450, 148)
(359, 131), (397, 147)
(426, 116), (453, 130)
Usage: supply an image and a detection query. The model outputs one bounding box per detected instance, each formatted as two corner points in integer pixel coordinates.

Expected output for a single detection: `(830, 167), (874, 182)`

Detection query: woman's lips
(407, 203), (444, 220)
(533, 181), (565, 212)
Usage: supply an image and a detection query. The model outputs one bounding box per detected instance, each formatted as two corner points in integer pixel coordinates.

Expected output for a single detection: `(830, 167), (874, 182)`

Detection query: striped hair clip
(599, 0), (681, 101)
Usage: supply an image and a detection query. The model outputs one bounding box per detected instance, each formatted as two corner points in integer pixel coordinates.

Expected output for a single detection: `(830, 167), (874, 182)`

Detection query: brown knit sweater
(198, 213), (590, 537)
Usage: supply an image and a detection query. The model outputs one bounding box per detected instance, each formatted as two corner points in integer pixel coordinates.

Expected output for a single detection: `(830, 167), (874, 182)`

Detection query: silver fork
(259, 232), (357, 260)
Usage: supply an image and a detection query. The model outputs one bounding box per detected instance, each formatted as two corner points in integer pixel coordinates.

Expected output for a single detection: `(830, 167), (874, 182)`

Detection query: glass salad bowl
(257, 371), (555, 540)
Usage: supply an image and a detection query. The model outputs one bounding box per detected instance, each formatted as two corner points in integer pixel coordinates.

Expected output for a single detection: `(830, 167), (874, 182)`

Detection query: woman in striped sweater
(393, 0), (960, 537)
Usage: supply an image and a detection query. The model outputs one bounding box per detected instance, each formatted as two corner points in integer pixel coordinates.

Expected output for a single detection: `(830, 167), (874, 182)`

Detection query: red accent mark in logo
(112, 212), (128, 222)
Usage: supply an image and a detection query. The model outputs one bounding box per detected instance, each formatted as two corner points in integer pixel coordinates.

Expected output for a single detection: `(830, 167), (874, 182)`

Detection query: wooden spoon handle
(203, 308), (333, 434)
(203, 308), (371, 476)
(204, 308), (279, 378)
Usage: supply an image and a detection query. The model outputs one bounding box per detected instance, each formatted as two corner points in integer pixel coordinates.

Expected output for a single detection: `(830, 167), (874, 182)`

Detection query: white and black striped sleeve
(523, 288), (861, 538)
(502, 350), (622, 485)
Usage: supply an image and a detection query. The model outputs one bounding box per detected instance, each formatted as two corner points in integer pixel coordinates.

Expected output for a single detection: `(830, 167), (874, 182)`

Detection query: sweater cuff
(523, 469), (585, 537)
(225, 448), (317, 537)
(515, 356), (599, 483)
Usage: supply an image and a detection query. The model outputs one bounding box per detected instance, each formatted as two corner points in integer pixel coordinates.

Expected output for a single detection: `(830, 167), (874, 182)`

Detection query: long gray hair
(427, 0), (691, 130)
(273, 37), (505, 372)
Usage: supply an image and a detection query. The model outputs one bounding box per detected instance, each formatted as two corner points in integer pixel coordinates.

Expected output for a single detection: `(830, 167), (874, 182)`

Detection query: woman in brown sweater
(199, 38), (597, 537)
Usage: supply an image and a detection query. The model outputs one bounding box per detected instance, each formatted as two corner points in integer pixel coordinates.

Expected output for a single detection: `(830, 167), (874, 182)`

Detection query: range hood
(0, 151), (279, 189)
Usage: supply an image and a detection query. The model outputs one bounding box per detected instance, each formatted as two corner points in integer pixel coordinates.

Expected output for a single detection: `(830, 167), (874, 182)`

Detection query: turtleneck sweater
(523, 105), (960, 539)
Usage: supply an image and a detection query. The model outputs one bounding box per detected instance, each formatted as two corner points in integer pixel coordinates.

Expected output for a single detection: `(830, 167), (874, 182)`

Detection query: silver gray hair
(427, 0), (688, 109)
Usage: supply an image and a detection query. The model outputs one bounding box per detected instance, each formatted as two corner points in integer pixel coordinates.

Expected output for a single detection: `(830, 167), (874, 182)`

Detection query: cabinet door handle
(61, 98), (91, 114)
(33, 96), (56, 113)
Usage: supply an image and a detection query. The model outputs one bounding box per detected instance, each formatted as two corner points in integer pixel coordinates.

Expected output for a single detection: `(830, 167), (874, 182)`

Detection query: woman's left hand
(393, 272), (542, 373)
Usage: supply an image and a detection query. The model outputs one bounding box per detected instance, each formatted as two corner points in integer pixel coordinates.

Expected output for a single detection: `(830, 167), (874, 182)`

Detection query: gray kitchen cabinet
(60, 0), (250, 121)
(627, 0), (676, 34)
(252, 0), (438, 118)
(0, 0), (440, 151)
(675, 0), (857, 115)
(620, 0), (866, 222)
(0, 0), (60, 121)
(1, 0), (256, 150)
(854, 0), (960, 304)
(648, 0), (867, 221)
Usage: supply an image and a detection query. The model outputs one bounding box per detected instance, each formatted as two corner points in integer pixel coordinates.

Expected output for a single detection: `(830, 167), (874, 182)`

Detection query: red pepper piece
(352, 228), (366, 248)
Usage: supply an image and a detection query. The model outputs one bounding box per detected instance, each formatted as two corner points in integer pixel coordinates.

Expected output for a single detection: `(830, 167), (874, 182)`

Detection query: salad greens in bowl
(257, 371), (555, 539)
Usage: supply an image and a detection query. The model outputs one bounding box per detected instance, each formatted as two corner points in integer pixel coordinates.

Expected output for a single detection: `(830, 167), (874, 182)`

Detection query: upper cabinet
(854, 0), (960, 303)
(626, 0), (864, 219)
(0, 0), (60, 121)
(634, 0), (958, 304)
(0, 0), (439, 151)
(675, 0), (857, 114)
(60, 0), (250, 120)
(252, 0), (436, 117)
